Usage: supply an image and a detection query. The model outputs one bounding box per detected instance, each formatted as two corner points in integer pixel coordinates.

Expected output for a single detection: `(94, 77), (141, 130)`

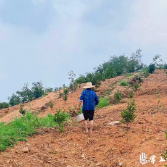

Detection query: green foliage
(0, 102), (9, 110)
(75, 75), (86, 84)
(164, 64), (167, 69)
(97, 98), (109, 109)
(74, 49), (143, 88)
(129, 91), (134, 98)
(120, 80), (129, 86)
(8, 82), (45, 106)
(68, 71), (76, 91)
(142, 68), (150, 78)
(49, 101), (54, 109)
(126, 73), (133, 78)
(63, 88), (69, 95)
(31, 82), (45, 99)
(8, 94), (21, 106)
(114, 92), (122, 103)
(63, 88), (69, 102)
(149, 64), (155, 74)
(0, 113), (58, 151)
(54, 110), (69, 132)
(127, 49), (143, 72)
(19, 104), (26, 115)
(17, 83), (34, 103)
(133, 83), (140, 92)
(153, 54), (165, 69)
(45, 88), (53, 93)
(121, 100), (136, 123)
(54, 87), (59, 92)
(63, 94), (67, 102)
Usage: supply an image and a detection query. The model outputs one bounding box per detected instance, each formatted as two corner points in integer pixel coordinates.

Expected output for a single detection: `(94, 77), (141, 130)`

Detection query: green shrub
(19, 104), (26, 115)
(129, 91), (134, 98)
(49, 101), (54, 109)
(97, 98), (108, 109)
(133, 83), (140, 92)
(121, 100), (136, 123)
(54, 110), (69, 132)
(142, 68), (150, 78)
(114, 92), (122, 103)
(63, 94), (67, 102)
(8, 94), (21, 106)
(0, 113), (58, 151)
(59, 93), (63, 98)
(149, 64), (155, 74)
(45, 88), (53, 93)
(0, 102), (9, 110)
(144, 72), (150, 78)
(120, 80), (129, 86)
(63, 88), (69, 95)
(63, 88), (69, 102)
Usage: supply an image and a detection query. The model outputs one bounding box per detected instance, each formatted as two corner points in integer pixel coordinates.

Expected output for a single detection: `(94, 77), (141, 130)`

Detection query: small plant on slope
(97, 98), (108, 109)
(149, 64), (155, 74)
(114, 92), (122, 103)
(120, 80), (129, 86)
(133, 83), (140, 92)
(49, 101), (54, 109)
(19, 104), (26, 115)
(121, 99), (136, 123)
(129, 91), (134, 98)
(63, 88), (69, 103)
(54, 110), (69, 132)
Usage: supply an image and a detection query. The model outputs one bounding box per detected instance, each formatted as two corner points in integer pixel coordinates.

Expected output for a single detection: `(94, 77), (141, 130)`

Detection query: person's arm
(77, 101), (82, 111)
(95, 93), (99, 106)
(77, 91), (84, 111)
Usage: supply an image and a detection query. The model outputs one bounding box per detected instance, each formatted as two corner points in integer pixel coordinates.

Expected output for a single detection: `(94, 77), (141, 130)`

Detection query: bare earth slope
(0, 70), (167, 166)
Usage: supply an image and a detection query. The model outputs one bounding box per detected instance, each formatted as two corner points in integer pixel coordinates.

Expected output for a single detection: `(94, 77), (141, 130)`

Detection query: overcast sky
(0, 0), (167, 102)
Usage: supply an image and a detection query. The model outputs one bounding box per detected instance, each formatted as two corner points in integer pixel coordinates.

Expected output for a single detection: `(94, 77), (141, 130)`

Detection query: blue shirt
(79, 89), (99, 110)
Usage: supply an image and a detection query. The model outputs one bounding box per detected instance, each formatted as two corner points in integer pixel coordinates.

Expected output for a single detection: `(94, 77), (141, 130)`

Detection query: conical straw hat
(83, 82), (95, 89)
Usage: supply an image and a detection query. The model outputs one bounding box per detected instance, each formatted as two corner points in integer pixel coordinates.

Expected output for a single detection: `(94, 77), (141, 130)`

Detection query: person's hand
(76, 107), (80, 111)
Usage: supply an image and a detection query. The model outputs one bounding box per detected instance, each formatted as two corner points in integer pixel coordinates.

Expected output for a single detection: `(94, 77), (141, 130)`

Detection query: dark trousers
(83, 110), (94, 121)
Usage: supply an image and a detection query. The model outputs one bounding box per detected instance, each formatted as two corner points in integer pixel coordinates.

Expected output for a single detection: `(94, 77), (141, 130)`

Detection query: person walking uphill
(77, 82), (99, 134)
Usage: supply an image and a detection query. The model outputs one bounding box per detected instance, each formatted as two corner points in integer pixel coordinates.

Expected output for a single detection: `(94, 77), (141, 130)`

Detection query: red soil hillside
(1, 70), (167, 166)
